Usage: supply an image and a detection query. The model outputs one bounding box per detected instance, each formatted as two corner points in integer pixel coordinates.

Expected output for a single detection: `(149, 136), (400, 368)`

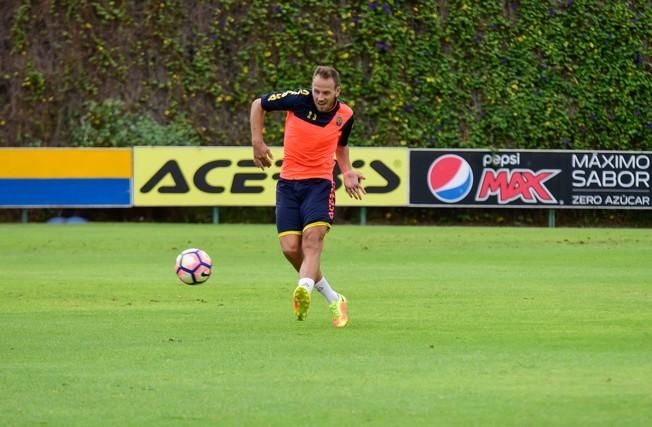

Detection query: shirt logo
(336, 116), (342, 126)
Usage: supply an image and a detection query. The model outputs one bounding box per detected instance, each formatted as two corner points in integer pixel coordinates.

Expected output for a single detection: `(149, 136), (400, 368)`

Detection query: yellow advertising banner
(134, 146), (408, 207)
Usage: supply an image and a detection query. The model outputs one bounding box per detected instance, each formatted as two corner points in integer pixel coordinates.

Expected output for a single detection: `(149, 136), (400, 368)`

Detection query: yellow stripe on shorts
(278, 230), (302, 237)
(303, 222), (331, 232)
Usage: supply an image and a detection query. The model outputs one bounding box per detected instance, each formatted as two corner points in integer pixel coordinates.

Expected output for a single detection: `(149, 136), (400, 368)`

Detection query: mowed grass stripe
(1, 224), (651, 426)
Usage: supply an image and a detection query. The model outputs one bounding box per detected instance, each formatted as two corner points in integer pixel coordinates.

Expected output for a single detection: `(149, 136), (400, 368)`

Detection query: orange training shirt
(260, 88), (355, 181)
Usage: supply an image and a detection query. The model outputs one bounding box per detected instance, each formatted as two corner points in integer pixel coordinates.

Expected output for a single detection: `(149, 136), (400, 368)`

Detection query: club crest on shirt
(336, 115), (342, 126)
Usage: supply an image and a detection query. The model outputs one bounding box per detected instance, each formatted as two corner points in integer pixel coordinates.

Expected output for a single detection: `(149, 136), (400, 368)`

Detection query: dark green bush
(69, 98), (201, 147)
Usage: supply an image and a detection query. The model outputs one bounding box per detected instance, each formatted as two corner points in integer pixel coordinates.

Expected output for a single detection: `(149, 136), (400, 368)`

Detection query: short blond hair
(313, 65), (340, 88)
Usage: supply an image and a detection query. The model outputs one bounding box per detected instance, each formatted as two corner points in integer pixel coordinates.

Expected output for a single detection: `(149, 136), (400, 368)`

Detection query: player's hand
(253, 141), (273, 169)
(343, 171), (366, 200)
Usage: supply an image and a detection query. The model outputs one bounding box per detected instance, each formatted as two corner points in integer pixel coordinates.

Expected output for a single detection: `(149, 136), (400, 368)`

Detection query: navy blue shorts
(276, 178), (335, 236)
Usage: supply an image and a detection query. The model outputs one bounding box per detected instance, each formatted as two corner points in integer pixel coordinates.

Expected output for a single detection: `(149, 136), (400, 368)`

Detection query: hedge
(1, 0), (650, 149)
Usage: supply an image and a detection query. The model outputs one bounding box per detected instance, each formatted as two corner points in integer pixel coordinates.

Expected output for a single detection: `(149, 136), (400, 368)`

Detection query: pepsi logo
(427, 155), (474, 203)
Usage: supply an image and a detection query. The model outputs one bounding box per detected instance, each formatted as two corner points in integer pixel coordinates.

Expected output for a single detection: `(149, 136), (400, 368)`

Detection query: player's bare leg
(279, 234), (302, 272)
(301, 226), (348, 327)
(299, 226), (327, 282)
(287, 226), (325, 321)
(281, 232), (319, 320)
(279, 234), (322, 278)
(282, 228), (340, 324)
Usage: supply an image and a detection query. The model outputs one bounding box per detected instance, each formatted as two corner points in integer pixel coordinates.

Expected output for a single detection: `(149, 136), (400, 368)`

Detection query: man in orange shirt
(250, 66), (365, 328)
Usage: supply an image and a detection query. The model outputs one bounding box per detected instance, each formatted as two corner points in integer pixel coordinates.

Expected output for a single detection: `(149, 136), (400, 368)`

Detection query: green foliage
(1, 0), (651, 148)
(21, 59), (46, 100)
(69, 99), (201, 147)
(9, 0), (31, 54)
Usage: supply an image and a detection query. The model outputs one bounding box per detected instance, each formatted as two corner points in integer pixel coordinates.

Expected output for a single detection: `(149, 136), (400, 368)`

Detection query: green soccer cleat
(329, 294), (349, 328)
(293, 286), (311, 321)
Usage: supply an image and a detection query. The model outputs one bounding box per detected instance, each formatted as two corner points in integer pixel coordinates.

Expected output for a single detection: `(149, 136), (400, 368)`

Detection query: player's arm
(335, 118), (365, 200)
(251, 89), (308, 169)
(250, 98), (273, 169)
(336, 145), (366, 200)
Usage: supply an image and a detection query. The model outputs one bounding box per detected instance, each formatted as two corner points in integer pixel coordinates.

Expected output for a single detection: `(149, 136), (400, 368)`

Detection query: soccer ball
(175, 248), (212, 285)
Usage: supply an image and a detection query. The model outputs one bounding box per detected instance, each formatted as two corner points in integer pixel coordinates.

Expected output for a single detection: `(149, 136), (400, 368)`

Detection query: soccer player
(250, 65), (365, 328)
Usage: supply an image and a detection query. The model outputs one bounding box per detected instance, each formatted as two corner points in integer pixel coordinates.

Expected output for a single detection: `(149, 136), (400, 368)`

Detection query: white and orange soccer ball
(175, 248), (212, 285)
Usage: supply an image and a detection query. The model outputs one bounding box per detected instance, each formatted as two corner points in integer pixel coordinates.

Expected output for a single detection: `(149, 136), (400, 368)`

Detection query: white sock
(315, 277), (339, 304)
(298, 277), (315, 293)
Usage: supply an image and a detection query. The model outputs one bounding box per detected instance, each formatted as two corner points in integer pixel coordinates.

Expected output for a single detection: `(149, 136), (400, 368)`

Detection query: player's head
(312, 65), (341, 112)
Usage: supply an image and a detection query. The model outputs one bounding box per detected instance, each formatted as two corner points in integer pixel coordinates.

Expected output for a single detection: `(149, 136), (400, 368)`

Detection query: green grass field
(1, 223), (651, 426)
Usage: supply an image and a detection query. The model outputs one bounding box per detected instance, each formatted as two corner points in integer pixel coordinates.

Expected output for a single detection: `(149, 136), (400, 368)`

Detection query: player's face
(312, 76), (340, 112)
